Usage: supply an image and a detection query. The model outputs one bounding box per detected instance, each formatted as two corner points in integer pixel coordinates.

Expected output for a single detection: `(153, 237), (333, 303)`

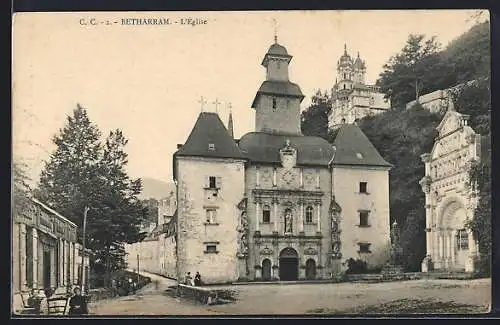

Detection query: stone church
(173, 39), (392, 284)
(328, 45), (390, 130)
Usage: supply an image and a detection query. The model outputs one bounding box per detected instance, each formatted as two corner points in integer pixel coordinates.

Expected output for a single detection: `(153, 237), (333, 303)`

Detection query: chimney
(177, 144), (183, 149)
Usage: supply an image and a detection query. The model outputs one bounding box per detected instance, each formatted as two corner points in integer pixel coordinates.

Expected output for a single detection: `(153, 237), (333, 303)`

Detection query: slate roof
(331, 124), (392, 167)
(267, 43), (289, 56)
(238, 132), (335, 166)
(251, 80), (305, 108)
(261, 43), (293, 66)
(174, 112), (245, 160)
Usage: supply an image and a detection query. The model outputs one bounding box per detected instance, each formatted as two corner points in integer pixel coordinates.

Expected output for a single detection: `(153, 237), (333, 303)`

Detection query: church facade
(173, 40), (392, 284)
(419, 108), (489, 273)
(328, 45), (390, 130)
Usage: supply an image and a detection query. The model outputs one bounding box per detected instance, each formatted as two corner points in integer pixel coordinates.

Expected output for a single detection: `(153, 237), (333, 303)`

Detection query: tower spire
(227, 103), (234, 138)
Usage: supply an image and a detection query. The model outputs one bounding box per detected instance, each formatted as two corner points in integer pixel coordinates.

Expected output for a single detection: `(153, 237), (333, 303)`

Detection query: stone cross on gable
(212, 98), (221, 113)
(198, 96), (207, 112)
(227, 102), (232, 112)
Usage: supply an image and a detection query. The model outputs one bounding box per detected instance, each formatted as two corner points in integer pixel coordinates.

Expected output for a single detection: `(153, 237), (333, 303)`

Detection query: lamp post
(81, 206), (89, 292)
(137, 254), (140, 283)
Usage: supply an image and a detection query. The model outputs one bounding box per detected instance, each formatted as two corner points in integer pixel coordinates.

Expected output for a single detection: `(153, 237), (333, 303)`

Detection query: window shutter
(216, 176), (222, 190)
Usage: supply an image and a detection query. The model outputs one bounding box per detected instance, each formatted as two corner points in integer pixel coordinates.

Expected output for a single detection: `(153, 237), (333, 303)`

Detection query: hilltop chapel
(172, 39), (393, 284)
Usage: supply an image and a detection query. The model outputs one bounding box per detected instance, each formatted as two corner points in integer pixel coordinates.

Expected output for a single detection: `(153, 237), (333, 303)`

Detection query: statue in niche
(332, 241), (340, 254)
(284, 209), (293, 233)
(329, 198), (342, 258)
(237, 211), (249, 255)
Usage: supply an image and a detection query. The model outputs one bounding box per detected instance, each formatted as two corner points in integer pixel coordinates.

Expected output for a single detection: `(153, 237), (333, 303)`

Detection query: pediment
(436, 110), (468, 138)
(279, 139), (297, 169)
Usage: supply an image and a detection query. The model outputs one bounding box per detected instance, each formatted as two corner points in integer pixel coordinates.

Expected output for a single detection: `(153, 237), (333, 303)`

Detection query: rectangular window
(457, 229), (469, 250)
(272, 98), (277, 110)
(358, 243), (371, 253)
(205, 245), (217, 254)
(262, 209), (271, 223)
(208, 143), (215, 151)
(205, 209), (217, 224)
(359, 211), (369, 227)
(209, 176), (217, 189)
(359, 182), (367, 193)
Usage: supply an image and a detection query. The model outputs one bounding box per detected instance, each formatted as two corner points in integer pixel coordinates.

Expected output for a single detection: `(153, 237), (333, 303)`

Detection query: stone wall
(176, 157), (245, 284)
(255, 96), (302, 135)
(332, 166), (391, 267)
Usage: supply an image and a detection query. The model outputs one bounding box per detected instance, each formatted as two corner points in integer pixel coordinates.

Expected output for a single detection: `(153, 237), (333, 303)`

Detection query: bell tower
(251, 36), (305, 135)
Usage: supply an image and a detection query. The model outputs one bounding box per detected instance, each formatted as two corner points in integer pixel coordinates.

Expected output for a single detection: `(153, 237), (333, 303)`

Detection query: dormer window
(208, 143), (215, 151)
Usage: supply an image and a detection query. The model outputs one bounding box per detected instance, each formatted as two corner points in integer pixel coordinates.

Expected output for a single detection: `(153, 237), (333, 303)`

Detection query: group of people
(26, 286), (88, 316)
(184, 272), (203, 286)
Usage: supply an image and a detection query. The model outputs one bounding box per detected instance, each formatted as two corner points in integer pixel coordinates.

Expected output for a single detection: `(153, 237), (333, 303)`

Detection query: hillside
(139, 177), (176, 200)
(300, 21), (491, 272)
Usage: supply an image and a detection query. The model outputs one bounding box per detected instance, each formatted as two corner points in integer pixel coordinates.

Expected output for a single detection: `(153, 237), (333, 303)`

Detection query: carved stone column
(255, 201), (260, 232)
(59, 239), (64, 286)
(316, 202), (321, 233)
(19, 223), (27, 291)
(32, 228), (38, 288)
(273, 200), (278, 233)
(451, 230), (456, 266)
(68, 241), (73, 285)
(299, 201), (304, 233)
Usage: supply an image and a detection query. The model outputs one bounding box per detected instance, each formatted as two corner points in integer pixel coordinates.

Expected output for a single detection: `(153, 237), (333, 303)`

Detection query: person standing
(194, 272), (202, 286)
(68, 287), (88, 316)
(184, 272), (193, 285)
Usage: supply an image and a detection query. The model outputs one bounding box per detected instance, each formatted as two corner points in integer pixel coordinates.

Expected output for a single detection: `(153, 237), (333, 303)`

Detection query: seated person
(27, 288), (38, 307)
(68, 287), (88, 316)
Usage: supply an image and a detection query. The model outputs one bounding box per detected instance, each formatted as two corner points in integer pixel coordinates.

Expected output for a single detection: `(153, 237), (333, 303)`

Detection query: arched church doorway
(440, 201), (470, 271)
(305, 259), (316, 280)
(279, 247), (298, 281)
(262, 259), (272, 281)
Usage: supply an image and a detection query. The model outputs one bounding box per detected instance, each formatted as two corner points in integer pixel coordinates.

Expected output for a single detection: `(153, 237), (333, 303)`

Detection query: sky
(12, 10), (487, 186)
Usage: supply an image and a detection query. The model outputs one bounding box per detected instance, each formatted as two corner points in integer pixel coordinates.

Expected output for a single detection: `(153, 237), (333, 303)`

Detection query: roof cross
(213, 98), (221, 113)
(198, 96), (207, 112)
(227, 102), (232, 112)
(273, 18), (278, 43)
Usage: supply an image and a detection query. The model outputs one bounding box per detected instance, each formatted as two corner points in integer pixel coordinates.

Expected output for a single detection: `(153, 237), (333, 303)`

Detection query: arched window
(305, 206), (313, 224)
(262, 205), (271, 223)
(343, 73), (346, 79)
(343, 84), (346, 90)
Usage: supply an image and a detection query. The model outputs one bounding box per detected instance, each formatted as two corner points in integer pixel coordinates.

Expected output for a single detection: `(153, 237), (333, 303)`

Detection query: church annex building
(171, 39), (393, 284)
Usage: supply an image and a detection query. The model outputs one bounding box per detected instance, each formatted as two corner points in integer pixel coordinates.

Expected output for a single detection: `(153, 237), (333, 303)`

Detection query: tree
(358, 104), (441, 271)
(376, 34), (453, 109)
(450, 77), (491, 135)
(442, 21), (490, 83)
(300, 90), (331, 140)
(37, 104), (147, 287)
(141, 198), (159, 225)
(12, 159), (32, 217)
(466, 137), (491, 276)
